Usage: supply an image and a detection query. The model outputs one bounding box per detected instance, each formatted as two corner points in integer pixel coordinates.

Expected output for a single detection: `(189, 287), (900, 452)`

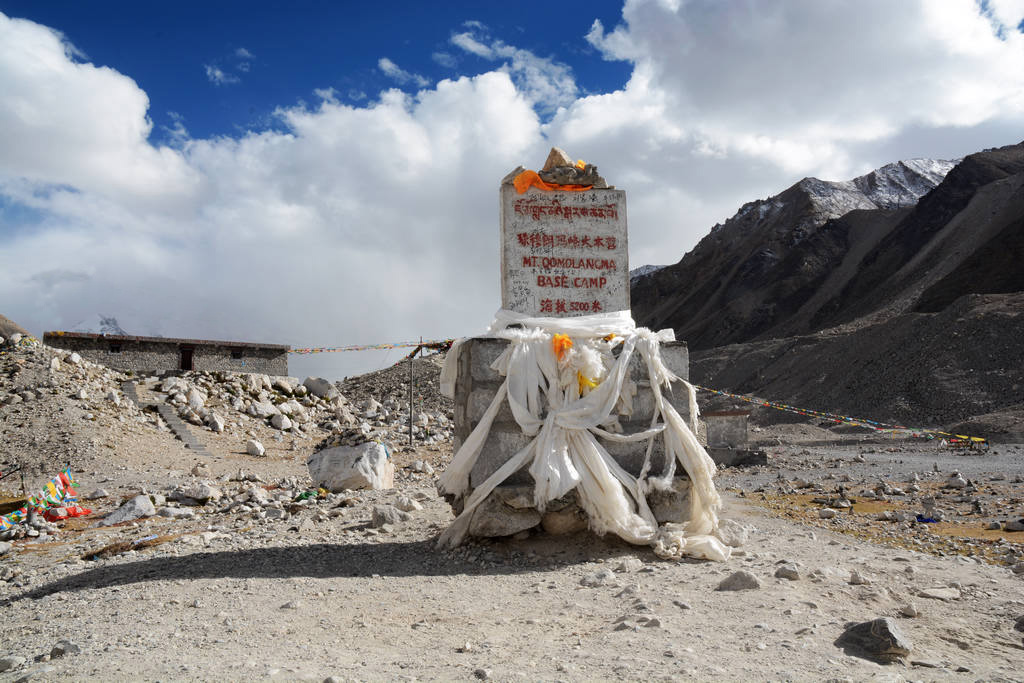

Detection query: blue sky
(1, 1), (1023, 380)
(2, 1), (631, 142)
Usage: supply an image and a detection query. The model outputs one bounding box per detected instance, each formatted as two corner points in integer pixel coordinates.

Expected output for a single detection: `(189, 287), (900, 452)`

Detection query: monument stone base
(450, 337), (693, 537)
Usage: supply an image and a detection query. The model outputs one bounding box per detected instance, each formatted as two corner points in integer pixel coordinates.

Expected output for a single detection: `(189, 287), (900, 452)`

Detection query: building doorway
(179, 346), (194, 371)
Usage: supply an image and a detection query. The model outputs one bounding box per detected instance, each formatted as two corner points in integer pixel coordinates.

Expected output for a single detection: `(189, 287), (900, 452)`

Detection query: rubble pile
(337, 351), (454, 449)
(144, 371), (348, 437)
(0, 334), (162, 473)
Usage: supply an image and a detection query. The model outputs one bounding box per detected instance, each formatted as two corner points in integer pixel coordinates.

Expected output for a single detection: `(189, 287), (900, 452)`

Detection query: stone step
(155, 404), (209, 457)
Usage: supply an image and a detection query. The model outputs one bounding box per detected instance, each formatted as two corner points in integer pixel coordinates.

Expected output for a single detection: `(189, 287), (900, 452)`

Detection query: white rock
(248, 401), (279, 418)
(49, 357), (60, 371)
(303, 376), (339, 400)
(270, 413), (292, 430)
(73, 388), (88, 400)
(181, 482), (221, 503)
(716, 519), (749, 548)
(818, 508), (838, 519)
(99, 495), (156, 526)
(395, 495), (423, 512)
(371, 504), (410, 527)
(308, 442), (394, 491)
(84, 488), (109, 500)
(246, 439), (266, 456)
(67, 352), (81, 365)
(0, 541), (12, 556)
(105, 391), (120, 406)
(207, 412), (225, 433)
(187, 388), (205, 411)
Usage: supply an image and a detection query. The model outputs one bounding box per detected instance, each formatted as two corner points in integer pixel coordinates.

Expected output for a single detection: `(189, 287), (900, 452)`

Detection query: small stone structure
(705, 410), (749, 448)
(42, 331), (289, 375)
(703, 409), (767, 467)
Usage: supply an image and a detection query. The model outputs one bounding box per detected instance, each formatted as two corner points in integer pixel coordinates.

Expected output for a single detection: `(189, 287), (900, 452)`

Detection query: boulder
(99, 495), (156, 526)
(187, 388), (205, 411)
(270, 413), (292, 431)
(307, 441), (394, 491)
(246, 439), (266, 456)
(468, 489), (541, 538)
(272, 377), (294, 395)
(371, 505), (410, 527)
(303, 377), (339, 400)
(206, 412), (225, 433)
(716, 519), (749, 548)
(248, 401), (279, 418)
(835, 617), (912, 663)
(715, 570), (761, 591)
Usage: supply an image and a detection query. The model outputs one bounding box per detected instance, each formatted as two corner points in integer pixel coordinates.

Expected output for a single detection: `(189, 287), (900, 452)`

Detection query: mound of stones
(146, 359), (454, 448)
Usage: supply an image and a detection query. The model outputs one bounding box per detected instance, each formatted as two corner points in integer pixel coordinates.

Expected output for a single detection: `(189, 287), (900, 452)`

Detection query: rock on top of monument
(542, 147), (574, 172)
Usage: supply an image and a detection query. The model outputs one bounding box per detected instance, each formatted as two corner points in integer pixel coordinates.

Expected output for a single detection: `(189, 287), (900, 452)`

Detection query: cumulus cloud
(2, 3), (1023, 379)
(378, 57), (430, 87)
(450, 27), (578, 112)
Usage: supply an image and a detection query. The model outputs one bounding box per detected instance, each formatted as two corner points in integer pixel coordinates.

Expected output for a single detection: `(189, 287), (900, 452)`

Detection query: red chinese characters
(517, 232), (617, 250)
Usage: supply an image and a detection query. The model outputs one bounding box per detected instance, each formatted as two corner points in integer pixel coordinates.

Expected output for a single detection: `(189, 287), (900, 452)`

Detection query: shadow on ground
(6, 533), (654, 604)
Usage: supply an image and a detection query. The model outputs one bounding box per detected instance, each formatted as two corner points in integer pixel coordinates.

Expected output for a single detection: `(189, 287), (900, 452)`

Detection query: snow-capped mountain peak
(70, 314), (128, 336)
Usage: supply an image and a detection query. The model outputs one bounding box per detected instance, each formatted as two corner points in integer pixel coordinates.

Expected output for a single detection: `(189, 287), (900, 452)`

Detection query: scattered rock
(580, 568), (617, 587)
(835, 617), (912, 663)
(716, 571), (761, 591)
(50, 641), (81, 658)
(774, 564), (800, 581)
(716, 519), (749, 547)
(98, 494), (156, 526)
(918, 586), (961, 601)
(246, 439), (266, 457)
(0, 656), (26, 673)
(371, 505), (410, 528)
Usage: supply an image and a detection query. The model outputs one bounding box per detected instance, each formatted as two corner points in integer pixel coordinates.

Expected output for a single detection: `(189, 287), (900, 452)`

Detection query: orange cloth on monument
(513, 170), (593, 194)
(552, 333), (573, 361)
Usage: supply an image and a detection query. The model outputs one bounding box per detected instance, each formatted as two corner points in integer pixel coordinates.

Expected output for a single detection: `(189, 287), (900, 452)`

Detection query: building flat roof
(43, 331), (291, 351)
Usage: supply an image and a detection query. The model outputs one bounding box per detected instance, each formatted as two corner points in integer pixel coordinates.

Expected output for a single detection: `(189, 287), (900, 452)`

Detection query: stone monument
(443, 149), (697, 539)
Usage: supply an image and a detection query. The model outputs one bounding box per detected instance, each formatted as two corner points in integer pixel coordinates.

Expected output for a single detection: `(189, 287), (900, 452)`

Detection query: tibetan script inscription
(501, 184), (629, 317)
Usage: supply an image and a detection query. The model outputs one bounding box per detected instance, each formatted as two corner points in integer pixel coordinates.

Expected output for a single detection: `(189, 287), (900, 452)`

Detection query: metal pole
(408, 342), (414, 448)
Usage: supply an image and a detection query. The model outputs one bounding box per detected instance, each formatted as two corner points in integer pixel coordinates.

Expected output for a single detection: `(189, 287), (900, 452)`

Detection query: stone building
(42, 331), (289, 375)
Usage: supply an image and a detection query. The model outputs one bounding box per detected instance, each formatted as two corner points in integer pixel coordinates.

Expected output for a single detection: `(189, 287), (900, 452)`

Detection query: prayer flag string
(692, 385), (987, 445)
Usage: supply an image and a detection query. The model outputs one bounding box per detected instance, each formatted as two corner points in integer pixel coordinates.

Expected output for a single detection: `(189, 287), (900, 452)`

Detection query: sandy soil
(2, 341), (1023, 681)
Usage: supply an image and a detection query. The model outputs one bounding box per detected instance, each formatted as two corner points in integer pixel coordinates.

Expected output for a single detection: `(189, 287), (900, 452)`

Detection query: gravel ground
(2, 338), (1024, 681)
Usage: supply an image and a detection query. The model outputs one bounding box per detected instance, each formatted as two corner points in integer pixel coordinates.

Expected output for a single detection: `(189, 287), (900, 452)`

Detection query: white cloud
(235, 47), (254, 59)
(205, 64), (239, 85)
(2, 3), (1024, 379)
(432, 51), (457, 68)
(378, 57), (430, 88)
(450, 29), (577, 112)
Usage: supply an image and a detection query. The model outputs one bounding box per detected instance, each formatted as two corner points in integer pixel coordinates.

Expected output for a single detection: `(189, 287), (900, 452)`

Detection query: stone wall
(43, 334), (288, 376)
(453, 337), (691, 489)
(704, 411), (749, 448)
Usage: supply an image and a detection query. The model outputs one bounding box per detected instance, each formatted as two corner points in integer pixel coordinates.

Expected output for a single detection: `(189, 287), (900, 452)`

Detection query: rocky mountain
(632, 141), (1024, 435)
(631, 157), (957, 349)
(70, 315), (128, 336)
